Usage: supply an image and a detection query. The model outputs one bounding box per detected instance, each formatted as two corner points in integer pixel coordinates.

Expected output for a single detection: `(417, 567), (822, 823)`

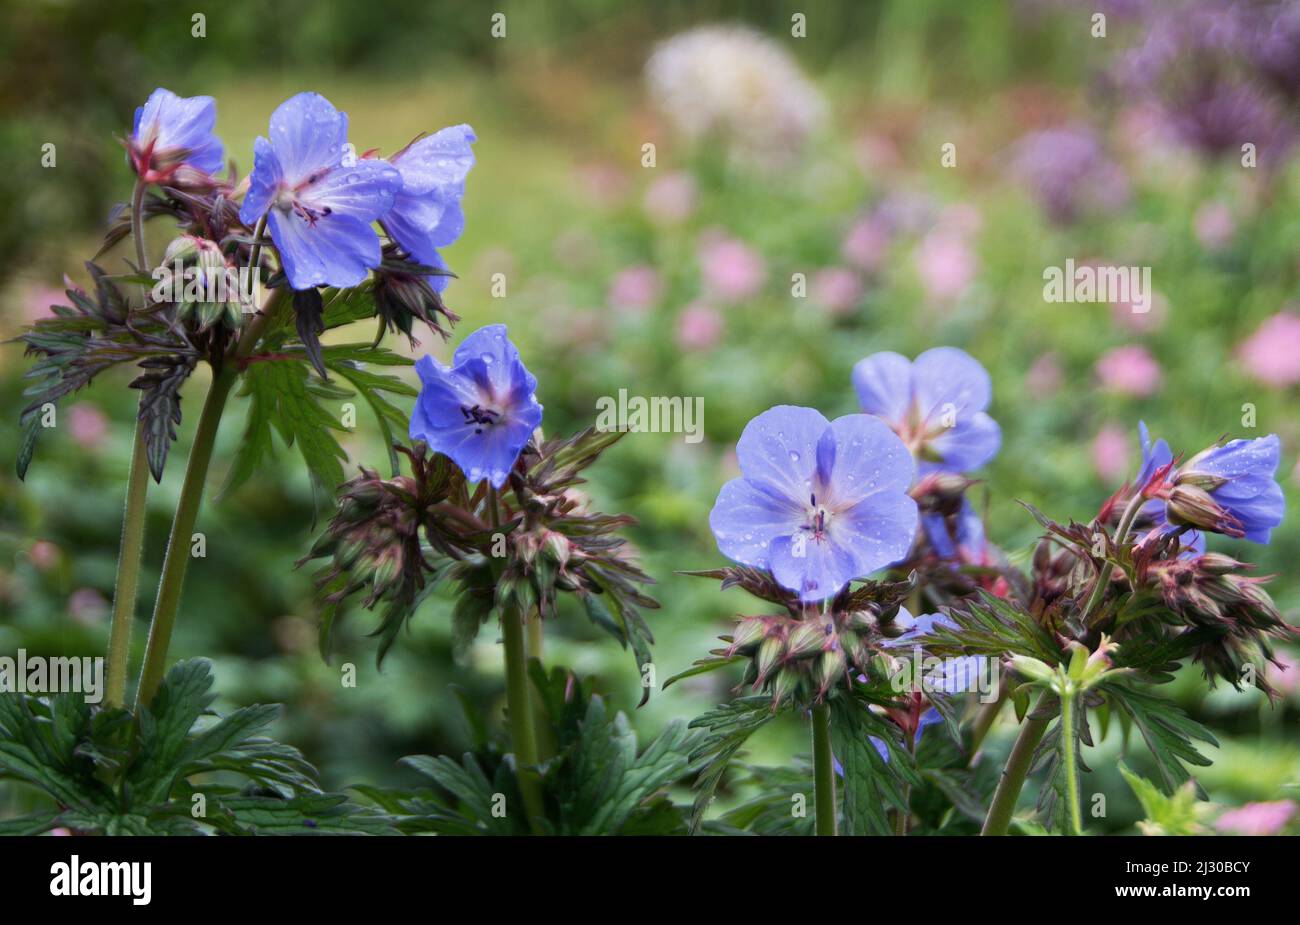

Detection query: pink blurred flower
(841, 217), (891, 273)
(69, 588), (108, 626)
(675, 302), (724, 351)
(1026, 352), (1064, 398)
(853, 131), (902, 175)
(699, 232), (766, 302)
(1109, 285), (1168, 333)
(29, 540), (59, 571)
(914, 227), (977, 301)
(608, 265), (662, 314)
(643, 171), (697, 224)
(1096, 345), (1161, 396)
(1215, 800), (1296, 836)
(1237, 312), (1300, 388)
(19, 283), (64, 324)
(67, 403), (109, 450)
(1092, 424), (1132, 483)
(574, 162), (628, 207)
(1194, 200), (1236, 251)
(1265, 650), (1299, 697)
(810, 267), (863, 316)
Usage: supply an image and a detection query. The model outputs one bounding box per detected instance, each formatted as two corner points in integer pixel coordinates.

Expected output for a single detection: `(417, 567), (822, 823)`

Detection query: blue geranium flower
(129, 88), (224, 182)
(852, 347), (1000, 472)
(1137, 422), (1284, 544)
(409, 325), (543, 488)
(384, 125), (477, 293)
(709, 406), (918, 602)
(239, 92), (402, 290)
(922, 497), (988, 564)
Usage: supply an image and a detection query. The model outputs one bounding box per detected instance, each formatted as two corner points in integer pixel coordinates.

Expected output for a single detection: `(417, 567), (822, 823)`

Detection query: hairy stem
(105, 180), (156, 708)
(980, 694), (1049, 836)
(1060, 689), (1084, 836)
(489, 487), (546, 833)
(133, 285), (283, 708)
(1082, 492), (1144, 620)
(812, 701), (837, 836)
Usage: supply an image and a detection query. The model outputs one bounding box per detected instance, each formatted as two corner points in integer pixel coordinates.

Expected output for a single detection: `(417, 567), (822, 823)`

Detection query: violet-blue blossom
(709, 406), (918, 602)
(409, 324), (542, 488)
(384, 125), (477, 293)
(129, 88), (224, 181)
(922, 497), (989, 564)
(240, 92), (402, 290)
(1137, 422), (1284, 544)
(852, 347), (1000, 472)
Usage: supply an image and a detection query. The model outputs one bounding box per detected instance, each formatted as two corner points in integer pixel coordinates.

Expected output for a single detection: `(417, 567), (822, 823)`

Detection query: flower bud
(1006, 654), (1056, 686)
(1166, 485), (1242, 537)
(785, 620), (827, 660)
(728, 616), (768, 653)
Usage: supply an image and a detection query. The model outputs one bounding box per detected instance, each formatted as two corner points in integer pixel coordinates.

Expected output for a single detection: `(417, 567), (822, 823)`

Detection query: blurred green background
(1, 0), (1297, 834)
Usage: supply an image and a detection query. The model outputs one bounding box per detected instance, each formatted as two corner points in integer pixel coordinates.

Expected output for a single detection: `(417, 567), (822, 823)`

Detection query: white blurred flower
(646, 25), (826, 167)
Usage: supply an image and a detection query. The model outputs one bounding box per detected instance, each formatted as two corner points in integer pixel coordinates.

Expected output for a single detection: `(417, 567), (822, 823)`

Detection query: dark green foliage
(0, 659), (392, 835)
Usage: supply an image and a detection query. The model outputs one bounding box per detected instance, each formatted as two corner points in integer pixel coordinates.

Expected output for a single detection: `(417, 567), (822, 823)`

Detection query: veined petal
(852, 351), (914, 424)
(301, 159), (402, 221)
(239, 136), (282, 225)
(268, 92), (348, 182)
(928, 410), (1001, 471)
(391, 124), (477, 196)
(268, 209), (381, 290)
(833, 489), (919, 577)
(734, 405), (828, 499)
(709, 478), (804, 568)
(134, 88), (224, 174)
(822, 414), (916, 504)
(769, 534), (858, 602)
(453, 324), (534, 399)
(913, 347), (992, 421)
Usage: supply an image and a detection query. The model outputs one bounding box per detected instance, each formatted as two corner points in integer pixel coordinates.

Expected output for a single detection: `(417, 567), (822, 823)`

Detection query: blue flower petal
(851, 351), (913, 424)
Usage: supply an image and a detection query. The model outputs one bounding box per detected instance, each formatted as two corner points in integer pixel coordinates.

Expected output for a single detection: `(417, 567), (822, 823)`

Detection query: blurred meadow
(1, 0), (1299, 833)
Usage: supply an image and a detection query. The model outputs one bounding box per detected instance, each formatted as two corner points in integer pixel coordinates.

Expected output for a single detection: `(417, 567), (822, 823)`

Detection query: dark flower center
(461, 403), (500, 435)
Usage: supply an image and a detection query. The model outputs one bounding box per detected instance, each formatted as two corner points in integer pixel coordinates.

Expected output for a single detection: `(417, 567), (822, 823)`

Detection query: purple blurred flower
(1026, 351), (1064, 398)
(841, 216), (892, 273)
(383, 124), (476, 293)
(709, 406), (917, 602)
(1237, 312), (1300, 388)
(1138, 422), (1285, 544)
(129, 88), (224, 183)
(1096, 344), (1162, 396)
(1010, 126), (1129, 224)
(922, 498), (988, 564)
(409, 325), (543, 488)
(1194, 200), (1236, 251)
(852, 347), (1000, 472)
(240, 92), (402, 290)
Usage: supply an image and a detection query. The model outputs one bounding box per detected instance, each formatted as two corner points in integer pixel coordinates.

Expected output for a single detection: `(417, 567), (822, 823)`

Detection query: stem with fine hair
(812, 701), (837, 836)
(1060, 689), (1084, 836)
(133, 283), (283, 708)
(489, 487), (546, 833)
(980, 493), (1142, 832)
(980, 693), (1049, 835)
(105, 179), (155, 708)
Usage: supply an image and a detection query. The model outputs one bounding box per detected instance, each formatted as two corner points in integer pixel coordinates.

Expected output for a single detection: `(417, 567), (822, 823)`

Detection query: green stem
(105, 427), (150, 708)
(105, 180), (156, 708)
(132, 365), (237, 708)
(132, 285), (283, 709)
(1082, 493), (1144, 620)
(980, 694), (1050, 836)
(812, 701), (837, 836)
(489, 487), (546, 833)
(1060, 689), (1084, 836)
(526, 613), (555, 762)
